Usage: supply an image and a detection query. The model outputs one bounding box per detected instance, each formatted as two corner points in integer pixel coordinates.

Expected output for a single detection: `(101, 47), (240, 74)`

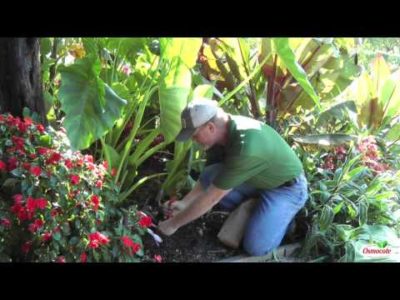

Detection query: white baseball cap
(176, 98), (218, 142)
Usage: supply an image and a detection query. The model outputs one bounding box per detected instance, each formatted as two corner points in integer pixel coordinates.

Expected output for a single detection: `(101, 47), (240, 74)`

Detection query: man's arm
(158, 184), (231, 235)
(162, 181), (205, 216)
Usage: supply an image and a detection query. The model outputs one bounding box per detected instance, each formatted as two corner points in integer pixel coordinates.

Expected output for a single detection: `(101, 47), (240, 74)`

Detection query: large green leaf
(273, 38), (320, 109)
(158, 38), (202, 143)
(316, 100), (358, 127)
(59, 55), (127, 150)
(292, 134), (356, 146)
(385, 123), (400, 142)
(385, 69), (400, 118)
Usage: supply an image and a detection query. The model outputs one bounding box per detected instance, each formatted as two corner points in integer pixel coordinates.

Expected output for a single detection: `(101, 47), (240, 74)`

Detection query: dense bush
(0, 113), (155, 262)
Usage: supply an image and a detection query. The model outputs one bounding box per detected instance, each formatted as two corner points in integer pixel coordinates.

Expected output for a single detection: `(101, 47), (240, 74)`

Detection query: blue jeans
(199, 163), (308, 256)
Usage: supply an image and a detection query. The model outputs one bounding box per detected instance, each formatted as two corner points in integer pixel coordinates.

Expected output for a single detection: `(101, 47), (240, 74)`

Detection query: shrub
(0, 113), (155, 262)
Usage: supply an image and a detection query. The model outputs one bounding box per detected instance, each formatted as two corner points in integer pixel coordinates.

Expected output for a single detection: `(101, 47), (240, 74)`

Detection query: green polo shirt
(205, 115), (303, 190)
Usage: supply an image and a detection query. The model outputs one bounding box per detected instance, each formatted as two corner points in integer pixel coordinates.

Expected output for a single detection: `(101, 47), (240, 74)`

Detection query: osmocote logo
(361, 242), (400, 261)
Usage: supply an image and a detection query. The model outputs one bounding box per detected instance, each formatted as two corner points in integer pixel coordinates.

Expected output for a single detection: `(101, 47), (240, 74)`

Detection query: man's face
(191, 122), (215, 150)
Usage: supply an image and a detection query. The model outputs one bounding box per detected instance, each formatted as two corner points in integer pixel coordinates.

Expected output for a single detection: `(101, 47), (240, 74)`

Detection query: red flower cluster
(88, 232), (110, 249)
(120, 236), (141, 254)
(91, 195), (100, 211)
(10, 194), (48, 221)
(321, 146), (348, 171)
(28, 219), (44, 233)
(357, 136), (389, 174)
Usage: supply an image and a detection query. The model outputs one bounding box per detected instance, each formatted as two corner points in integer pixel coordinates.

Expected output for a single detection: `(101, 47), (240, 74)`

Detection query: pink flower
(95, 180), (103, 189)
(121, 64), (132, 76)
(13, 194), (23, 204)
(56, 256), (66, 263)
(153, 255), (162, 263)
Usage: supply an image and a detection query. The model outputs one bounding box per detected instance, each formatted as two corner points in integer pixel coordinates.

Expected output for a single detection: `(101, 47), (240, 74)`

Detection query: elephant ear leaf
(59, 55), (127, 150)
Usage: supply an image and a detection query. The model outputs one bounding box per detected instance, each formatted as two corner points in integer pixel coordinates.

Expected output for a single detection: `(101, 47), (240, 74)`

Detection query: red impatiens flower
(36, 198), (48, 210)
(26, 197), (37, 214)
(0, 160), (6, 171)
(12, 136), (25, 150)
(37, 147), (49, 155)
(24, 116), (33, 126)
(30, 166), (42, 177)
(120, 236), (141, 254)
(36, 124), (45, 133)
(70, 174), (80, 185)
(7, 157), (18, 171)
(91, 195), (100, 211)
(138, 214), (153, 228)
(47, 152), (62, 165)
(21, 241), (32, 254)
(22, 162), (31, 170)
(64, 159), (73, 169)
(42, 231), (52, 242)
(88, 232), (110, 249)
(28, 219), (44, 233)
(111, 168), (117, 177)
(80, 252), (87, 263)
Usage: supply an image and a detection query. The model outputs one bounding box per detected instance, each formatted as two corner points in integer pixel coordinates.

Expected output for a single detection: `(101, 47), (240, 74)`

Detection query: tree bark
(0, 38), (45, 124)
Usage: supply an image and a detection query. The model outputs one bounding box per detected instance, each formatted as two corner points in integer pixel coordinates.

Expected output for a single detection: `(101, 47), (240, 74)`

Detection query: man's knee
(242, 236), (281, 257)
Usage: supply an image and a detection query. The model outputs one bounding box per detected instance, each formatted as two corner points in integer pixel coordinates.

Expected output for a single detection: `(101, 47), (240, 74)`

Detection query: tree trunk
(0, 38), (46, 124)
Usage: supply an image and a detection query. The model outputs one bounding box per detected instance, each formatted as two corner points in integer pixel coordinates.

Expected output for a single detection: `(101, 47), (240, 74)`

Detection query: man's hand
(162, 198), (187, 219)
(157, 219), (178, 236)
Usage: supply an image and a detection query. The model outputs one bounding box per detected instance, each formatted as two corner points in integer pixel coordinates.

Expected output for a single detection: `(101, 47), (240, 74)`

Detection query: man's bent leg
(243, 174), (308, 256)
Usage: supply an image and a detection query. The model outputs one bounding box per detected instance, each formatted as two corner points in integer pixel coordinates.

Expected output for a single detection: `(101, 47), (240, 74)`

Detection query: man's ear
(208, 121), (216, 133)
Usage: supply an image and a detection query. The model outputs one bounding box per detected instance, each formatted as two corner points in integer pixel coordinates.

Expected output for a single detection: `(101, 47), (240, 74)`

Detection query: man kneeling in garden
(157, 98), (308, 256)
